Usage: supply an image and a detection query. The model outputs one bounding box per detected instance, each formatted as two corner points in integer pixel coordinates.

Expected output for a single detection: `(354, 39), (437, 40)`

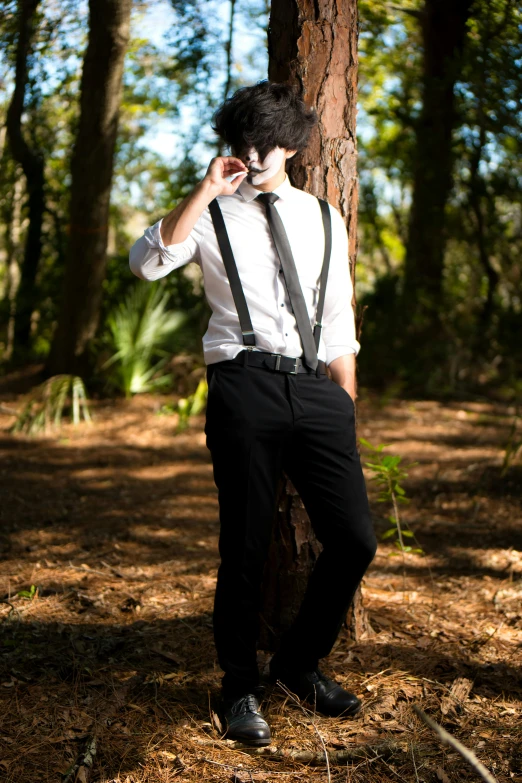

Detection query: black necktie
(256, 192), (318, 371)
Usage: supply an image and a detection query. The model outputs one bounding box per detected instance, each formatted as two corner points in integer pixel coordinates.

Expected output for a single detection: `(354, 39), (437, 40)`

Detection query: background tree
(46, 0), (133, 377)
(5, 0), (44, 355)
(400, 0), (474, 380)
(356, 0), (522, 395)
(1, 0), (521, 394)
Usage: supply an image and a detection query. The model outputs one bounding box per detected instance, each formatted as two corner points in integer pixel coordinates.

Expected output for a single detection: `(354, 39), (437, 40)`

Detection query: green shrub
(103, 282), (185, 397)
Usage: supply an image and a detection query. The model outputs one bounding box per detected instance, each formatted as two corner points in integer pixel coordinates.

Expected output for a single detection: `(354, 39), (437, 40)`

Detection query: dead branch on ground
(413, 705), (498, 783)
(63, 674), (144, 783)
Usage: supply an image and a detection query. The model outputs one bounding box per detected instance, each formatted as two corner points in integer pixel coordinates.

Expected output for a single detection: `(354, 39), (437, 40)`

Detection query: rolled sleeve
(129, 213), (208, 281)
(321, 205), (361, 365)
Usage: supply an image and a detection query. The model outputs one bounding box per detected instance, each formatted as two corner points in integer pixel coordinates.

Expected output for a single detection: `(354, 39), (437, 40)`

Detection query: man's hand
(328, 354), (357, 403)
(159, 157), (248, 246)
(203, 156), (248, 196)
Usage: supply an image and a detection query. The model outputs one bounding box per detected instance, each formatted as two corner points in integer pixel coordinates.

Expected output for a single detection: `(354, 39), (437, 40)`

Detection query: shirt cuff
(143, 217), (201, 266)
(325, 340), (361, 366)
(141, 219), (174, 265)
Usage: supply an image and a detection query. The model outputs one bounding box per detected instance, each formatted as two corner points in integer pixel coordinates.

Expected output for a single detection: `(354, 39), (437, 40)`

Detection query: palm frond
(104, 282), (185, 397)
(10, 375), (92, 435)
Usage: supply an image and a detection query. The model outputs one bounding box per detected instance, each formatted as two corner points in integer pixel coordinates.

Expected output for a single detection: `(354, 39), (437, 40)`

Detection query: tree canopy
(0, 0), (520, 398)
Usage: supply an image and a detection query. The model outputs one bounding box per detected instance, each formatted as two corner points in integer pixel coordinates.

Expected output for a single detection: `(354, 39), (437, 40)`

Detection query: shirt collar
(238, 172), (294, 203)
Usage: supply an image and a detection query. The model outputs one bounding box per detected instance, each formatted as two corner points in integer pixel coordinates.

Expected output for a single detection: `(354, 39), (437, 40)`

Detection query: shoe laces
(309, 667), (333, 685)
(231, 693), (259, 715)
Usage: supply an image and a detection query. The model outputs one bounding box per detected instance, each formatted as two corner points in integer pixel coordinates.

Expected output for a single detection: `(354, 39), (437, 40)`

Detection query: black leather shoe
(221, 692), (271, 746)
(269, 662), (361, 718)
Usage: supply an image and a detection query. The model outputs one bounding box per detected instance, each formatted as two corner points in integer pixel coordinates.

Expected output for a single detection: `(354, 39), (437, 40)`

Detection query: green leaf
(18, 585), (37, 599)
(402, 530), (414, 538)
(395, 485), (406, 495)
(382, 455), (401, 468)
(359, 438), (391, 452)
(381, 528), (397, 540)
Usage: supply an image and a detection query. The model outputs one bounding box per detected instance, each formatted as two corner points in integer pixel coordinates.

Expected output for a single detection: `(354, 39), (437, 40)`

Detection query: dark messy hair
(211, 80), (317, 160)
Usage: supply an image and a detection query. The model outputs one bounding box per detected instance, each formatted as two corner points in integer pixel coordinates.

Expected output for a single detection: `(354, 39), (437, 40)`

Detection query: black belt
(228, 349), (327, 375)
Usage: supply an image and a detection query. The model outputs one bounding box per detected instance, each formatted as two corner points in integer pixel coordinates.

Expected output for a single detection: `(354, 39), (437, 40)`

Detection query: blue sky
(132, 0), (269, 160)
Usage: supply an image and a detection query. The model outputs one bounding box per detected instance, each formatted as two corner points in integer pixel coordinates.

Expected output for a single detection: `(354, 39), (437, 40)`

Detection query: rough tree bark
(5, 0), (45, 354)
(401, 0), (473, 352)
(46, 0), (132, 377)
(259, 0), (372, 651)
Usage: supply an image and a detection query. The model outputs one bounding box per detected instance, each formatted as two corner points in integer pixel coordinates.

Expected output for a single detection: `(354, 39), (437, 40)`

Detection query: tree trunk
(259, 0), (370, 651)
(401, 0), (473, 353)
(1, 173), (25, 361)
(216, 0), (238, 157)
(5, 0), (45, 355)
(46, 0), (132, 378)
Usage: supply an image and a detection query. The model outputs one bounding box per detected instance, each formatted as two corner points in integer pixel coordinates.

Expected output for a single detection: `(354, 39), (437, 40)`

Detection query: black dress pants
(204, 352), (377, 697)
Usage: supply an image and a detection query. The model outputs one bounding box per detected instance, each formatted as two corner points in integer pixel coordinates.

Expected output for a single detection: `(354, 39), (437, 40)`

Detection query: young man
(129, 81), (376, 747)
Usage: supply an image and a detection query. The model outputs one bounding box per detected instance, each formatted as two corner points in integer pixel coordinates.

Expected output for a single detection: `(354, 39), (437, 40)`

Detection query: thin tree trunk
(223, 0), (237, 103)
(401, 0), (473, 346)
(5, 0), (45, 354)
(216, 0), (237, 157)
(46, 0), (132, 377)
(2, 176), (25, 360)
(468, 130), (499, 331)
(260, 0), (371, 649)
(466, 3), (512, 333)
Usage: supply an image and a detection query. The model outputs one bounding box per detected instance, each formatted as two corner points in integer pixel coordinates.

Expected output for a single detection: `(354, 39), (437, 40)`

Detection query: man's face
(237, 146), (288, 186)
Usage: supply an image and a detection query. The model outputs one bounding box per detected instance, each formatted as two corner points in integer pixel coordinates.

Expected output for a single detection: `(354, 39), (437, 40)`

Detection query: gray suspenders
(208, 197), (332, 351)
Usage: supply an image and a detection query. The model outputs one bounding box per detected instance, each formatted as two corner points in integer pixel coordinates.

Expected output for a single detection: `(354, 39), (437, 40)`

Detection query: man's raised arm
(129, 157), (248, 281)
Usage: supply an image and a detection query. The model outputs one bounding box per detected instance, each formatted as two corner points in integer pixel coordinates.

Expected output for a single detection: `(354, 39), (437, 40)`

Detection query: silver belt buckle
(271, 352), (282, 371)
(289, 357), (299, 375)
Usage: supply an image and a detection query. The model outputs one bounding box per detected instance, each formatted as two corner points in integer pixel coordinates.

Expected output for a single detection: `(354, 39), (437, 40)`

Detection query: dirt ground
(1, 374), (521, 783)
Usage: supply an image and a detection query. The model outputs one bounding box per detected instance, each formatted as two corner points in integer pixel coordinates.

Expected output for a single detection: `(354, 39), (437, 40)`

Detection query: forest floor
(1, 368), (521, 783)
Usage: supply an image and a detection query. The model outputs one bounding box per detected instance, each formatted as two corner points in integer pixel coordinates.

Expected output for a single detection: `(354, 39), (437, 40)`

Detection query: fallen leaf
(158, 750), (178, 761)
(398, 683), (421, 698)
(128, 703), (148, 714)
(436, 767), (451, 783)
(76, 766), (88, 783)
(441, 677), (473, 715)
(371, 694), (398, 716)
(211, 709), (223, 734)
(151, 647), (182, 666)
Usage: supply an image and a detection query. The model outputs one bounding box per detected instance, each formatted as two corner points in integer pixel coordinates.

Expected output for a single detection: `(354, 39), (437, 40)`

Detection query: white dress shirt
(129, 173), (360, 366)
